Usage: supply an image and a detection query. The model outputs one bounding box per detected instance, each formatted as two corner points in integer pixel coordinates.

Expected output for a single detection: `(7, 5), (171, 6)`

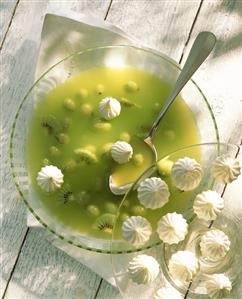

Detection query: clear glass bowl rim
(9, 44), (220, 253)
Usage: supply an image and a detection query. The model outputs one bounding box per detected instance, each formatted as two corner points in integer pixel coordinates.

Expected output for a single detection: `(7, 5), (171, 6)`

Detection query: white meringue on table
(205, 274), (232, 298)
(193, 190), (224, 221)
(153, 287), (182, 299)
(111, 141), (133, 164)
(109, 175), (132, 195)
(137, 177), (170, 209)
(157, 212), (188, 244)
(37, 165), (64, 192)
(200, 229), (230, 260)
(122, 216), (152, 247)
(168, 250), (199, 282)
(211, 155), (241, 184)
(171, 157), (203, 191)
(128, 254), (160, 284)
(99, 97), (121, 120)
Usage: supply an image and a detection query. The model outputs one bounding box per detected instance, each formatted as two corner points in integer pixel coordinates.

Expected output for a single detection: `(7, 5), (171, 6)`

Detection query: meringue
(168, 250), (199, 282)
(205, 274), (232, 298)
(171, 157), (203, 191)
(193, 190), (224, 221)
(128, 254), (160, 284)
(137, 177), (170, 209)
(37, 165), (64, 192)
(157, 212), (188, 244)
(122, 216), (152, 247)
(109, 175), (132, 195)
(99, 97), (121, 120)
(200, 229), (230, 260)
(211, 155), (241, 184)
(153, 287), (182, 299)
(111, 141), (133, 164)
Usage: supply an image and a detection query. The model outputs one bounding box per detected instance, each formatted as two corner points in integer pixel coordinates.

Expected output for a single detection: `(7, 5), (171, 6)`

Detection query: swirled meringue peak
(122, 216), (152, 247)
(211, 155), (241, 184)
(37, 165), (64, 192)
(137, 177), (170, 209)
(109, 175), (132, 195)
(153, 287), (182, 299)
(99, 97), (121, 120)
(200, 229), (230, 261)
(128, 254), (160, 284)
(193, 190), (224, 221)
(111, 141), (133, 164)
(171, 157), (203, 191)
(168, 250), (199, 282)
(205, 274), (232, 298)
(157, 212), (188, 244)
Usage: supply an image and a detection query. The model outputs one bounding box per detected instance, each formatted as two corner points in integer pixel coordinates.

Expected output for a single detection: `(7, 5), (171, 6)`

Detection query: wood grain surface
(0, 0), (18, 47)
(1, 0), (241, 298)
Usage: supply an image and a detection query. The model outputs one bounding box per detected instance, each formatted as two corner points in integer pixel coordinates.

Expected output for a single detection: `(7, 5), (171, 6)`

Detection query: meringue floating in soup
(27, 67), (200, 239)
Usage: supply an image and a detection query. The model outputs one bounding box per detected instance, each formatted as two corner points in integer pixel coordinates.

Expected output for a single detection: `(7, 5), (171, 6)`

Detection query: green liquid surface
(27, 67), (200, 240)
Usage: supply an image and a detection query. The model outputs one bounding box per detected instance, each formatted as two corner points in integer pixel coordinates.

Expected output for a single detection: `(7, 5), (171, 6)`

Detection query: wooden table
(1, 1), (241, 298)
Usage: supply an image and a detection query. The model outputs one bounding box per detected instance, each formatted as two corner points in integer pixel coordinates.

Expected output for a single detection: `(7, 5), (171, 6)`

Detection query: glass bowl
(111, 143), (241, 298)
(10, 45), (219, 253)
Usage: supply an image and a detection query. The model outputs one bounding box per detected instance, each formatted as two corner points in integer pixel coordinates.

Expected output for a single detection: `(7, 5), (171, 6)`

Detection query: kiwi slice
(41, 114), (62, 135)
(93, 213), (116, 234)
(74, 148), (98, 164)
(59, 184), (74, 204)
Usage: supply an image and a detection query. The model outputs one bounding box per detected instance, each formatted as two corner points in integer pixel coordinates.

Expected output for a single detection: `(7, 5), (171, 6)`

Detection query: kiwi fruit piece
(125, 80), (139, 92)
(131, 205), (146, 216)
(63, 98), (76, 111)
(87, 205), (100, 217)
(133, 153), (144, 166)
(119, 97), (136, 108)
(93, 213), (116, 234)
(95, 84), (105, 95)
(93, 121), (112, 131)
(59, 184), (74, 204)
(104, 202), (118, 214)
(57, 133), (70, 144)
(74, 148), (98, 164)
(80, 103), (93, 115)
(41, 114), (62, 135)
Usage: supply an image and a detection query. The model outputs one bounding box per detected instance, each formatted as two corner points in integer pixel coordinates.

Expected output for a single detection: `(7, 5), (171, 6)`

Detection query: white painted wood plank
(106, 0), (202, 62)
(0, 0), (18, 45)
(4, 229), (102, 299)
(0, 0), (110, 297)
(181, 0), (242, 144)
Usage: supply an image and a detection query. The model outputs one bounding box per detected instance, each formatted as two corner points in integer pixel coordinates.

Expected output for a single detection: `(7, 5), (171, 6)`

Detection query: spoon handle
(148, 31), (216, 139)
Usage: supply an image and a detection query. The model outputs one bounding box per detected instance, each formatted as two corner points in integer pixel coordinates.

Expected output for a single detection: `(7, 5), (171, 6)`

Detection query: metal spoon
(144, 31), (217, 161)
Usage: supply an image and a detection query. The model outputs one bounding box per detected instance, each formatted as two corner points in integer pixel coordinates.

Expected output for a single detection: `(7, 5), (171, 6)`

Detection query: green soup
(27, 67), (199, 239)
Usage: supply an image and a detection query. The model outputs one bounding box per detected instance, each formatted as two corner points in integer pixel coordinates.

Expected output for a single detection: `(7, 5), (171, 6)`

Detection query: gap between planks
(0, 0), (20, 52)
(179, 0), (204, 64)
(2, 228), (30, 299)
